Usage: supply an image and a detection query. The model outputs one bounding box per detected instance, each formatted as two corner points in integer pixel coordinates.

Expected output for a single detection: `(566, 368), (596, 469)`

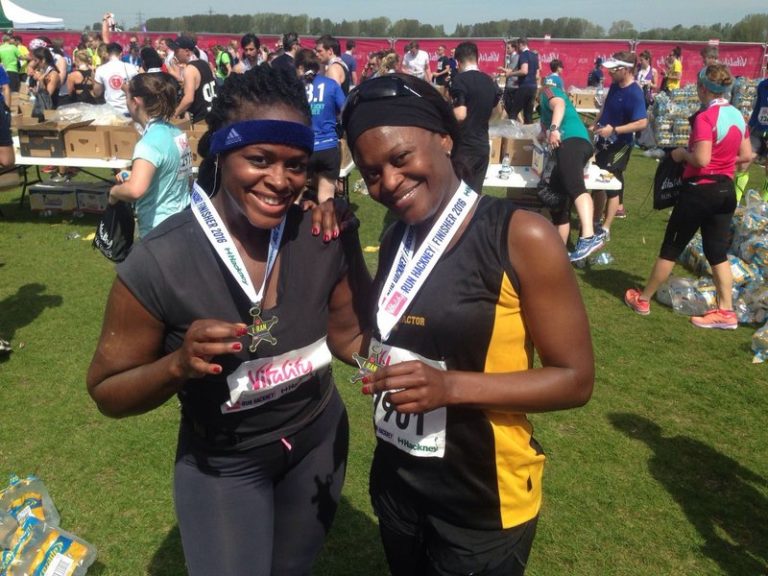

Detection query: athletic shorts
(370, 458), (538, 576)
(548, 138), (593, 226)
(308, 145), (341, 181)
(659, 178), (736, 266)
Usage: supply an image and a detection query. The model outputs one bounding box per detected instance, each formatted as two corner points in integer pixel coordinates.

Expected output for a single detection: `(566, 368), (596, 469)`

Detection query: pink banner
(13, 31), (766, 86)
(635, 41), (766, 85)
(529, 39), (632, 88)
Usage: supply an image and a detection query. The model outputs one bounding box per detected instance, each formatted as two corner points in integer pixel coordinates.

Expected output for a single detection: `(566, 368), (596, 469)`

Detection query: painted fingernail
(312, 226), (320, 235)
(332, 229), (339, 239)
(236, 327), (248, 336)
(361, 376), (369, 384)
(232, 342), (243, 351)
(212, 365), (222, 374)
(323, 234), (330, 242)
(361, 384), (371, 395)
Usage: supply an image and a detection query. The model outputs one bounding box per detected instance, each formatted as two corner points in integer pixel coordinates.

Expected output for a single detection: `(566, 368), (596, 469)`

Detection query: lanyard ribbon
(376, 182), (478, 341)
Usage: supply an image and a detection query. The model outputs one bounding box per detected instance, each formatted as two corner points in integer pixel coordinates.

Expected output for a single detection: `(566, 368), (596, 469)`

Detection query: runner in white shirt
(94, 42), (138, 115)
(402, 41), (431, 82)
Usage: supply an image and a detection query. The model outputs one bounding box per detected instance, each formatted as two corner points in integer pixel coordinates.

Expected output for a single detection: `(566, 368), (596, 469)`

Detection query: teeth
(258, 195), (283, 206)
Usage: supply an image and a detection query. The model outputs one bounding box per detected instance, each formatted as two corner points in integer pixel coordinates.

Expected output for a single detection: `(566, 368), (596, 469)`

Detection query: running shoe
(615, 207), (627, 219)
(49, 173), (70, 183)
(690, 309), (737, 330)
(41, 165), (56, 174)
(624, 288), (650, 315)
(569, 235), (605, 263)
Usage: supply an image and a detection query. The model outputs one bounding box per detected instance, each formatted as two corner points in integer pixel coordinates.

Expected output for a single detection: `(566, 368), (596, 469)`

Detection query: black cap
(175, 36), (195, 50)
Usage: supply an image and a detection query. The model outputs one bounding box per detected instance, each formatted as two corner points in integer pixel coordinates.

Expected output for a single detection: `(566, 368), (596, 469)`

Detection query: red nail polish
(232, 342), (242, 351)
(323, 234), (330, 242)
(361, 384), (371, 394)
(361, 376), (369, 384)
(332, 229), (339, 238)
(312, 227), (320, 235)
(236, 327), (248, 336)
(212, 365), (222, 374)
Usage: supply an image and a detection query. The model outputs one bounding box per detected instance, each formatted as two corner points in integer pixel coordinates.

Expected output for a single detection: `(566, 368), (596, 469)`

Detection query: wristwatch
(549, 125), (559, 132)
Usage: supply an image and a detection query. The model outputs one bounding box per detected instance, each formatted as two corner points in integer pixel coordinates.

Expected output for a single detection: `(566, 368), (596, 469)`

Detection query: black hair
(316, 34), (340, 56)
(241, 33), (260, 50)
(549, 58), (563, 73)
(295, 48), (320, 77)
(346, 39), (356, 50)
(454, 41), (478, 63)
(140, 47), (163, 70)
(197, 65), (311, 194)
(31, 47), (55, 67)
(282, 32), (299, 50)
(106, 42), (122, 56)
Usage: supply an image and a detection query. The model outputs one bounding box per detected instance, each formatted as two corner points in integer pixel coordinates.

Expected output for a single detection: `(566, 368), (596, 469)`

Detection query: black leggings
(174, 390), (349, 576)
(659, 179), (736, 265)
(549, 138), (594, 226)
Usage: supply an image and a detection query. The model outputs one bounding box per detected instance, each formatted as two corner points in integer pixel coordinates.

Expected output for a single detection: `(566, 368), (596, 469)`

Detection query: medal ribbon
(376, 182), (478, 341)
(190, 181), (285, 310)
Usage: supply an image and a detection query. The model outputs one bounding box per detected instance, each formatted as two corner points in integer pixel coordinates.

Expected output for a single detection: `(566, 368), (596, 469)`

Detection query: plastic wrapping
(0, 517), (96, 576)
(0, 475), (60, 528)
(0, 510), (18, 548)
(488, 121), (540, 140)
(752, 321), (768, 363)
(651, 87), (701, 147)
(45, 103), (132, 127)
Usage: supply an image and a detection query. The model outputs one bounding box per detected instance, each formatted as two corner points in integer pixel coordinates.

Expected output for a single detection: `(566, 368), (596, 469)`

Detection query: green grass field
(1, 155), (766, 575)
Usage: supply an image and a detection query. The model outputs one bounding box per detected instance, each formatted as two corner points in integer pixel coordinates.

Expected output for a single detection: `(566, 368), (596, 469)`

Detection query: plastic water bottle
(589, 251), (614, 266)
(499, 154), (511, 180)
(595, 79), (605, 107)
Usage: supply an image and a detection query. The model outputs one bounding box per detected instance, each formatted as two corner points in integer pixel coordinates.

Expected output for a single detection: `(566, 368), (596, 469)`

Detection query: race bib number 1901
(368, 340), (447, 458)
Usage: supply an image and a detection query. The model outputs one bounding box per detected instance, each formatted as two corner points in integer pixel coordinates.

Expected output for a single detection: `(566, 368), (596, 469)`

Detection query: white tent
(0, 0), (63, 29)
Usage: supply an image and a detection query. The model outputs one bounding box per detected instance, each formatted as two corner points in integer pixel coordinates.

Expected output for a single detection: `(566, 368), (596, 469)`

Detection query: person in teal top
(538, 84), (604, 263)
(109, 73), (193, 238)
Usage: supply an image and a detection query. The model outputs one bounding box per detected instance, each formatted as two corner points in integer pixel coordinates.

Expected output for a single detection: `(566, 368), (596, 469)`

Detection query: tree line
(105, 13), (768, 43)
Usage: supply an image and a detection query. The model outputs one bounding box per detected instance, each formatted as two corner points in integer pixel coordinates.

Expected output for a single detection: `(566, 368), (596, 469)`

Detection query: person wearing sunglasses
(590, 52), (647, 236)
(342, 73), (594, 576)
(88, 67), (370, 575)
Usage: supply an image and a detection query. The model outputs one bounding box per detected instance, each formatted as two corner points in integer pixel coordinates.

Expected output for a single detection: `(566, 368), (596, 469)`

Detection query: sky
(13, 0), (767, 34)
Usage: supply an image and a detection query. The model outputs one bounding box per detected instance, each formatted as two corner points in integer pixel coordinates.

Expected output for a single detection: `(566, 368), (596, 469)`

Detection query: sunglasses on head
(342, 75), (423, 125)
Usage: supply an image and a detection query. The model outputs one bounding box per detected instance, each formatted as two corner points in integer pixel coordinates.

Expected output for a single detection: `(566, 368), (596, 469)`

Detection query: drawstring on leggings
(281, 437), (293, 451)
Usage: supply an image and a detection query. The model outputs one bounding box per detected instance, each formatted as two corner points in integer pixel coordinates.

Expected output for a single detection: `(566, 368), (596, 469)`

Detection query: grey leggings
(174, 391), (349, 576)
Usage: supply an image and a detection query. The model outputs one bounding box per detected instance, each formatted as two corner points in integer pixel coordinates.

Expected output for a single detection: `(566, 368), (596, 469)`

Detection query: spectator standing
(591, 53), (647, 238)
(271, 32), (300, 74)
(315, 35), (350, 95)
(402, 41), (431, 83)
(66, 51), (97, 104)
(586, 57), (603, 87)
(507, 37), (539, 124)
(498, 39), (519, 119)
(234, 33), (261, 73)
(295, 49), (347, 204)
(432, 44), (452, 99)
(636, 50), (659, 107)
(93, 42), (138, 116)
(213, 45), (232, 84)
(0, 35), (21, 92)
(625, 64), (752, 329)
(173, 35), (216, 125)
(747, 76), (768, 201)
(341, 39), (358, 87)
(450, 42), (499, 193)
(109, 73), (193, 238)
(664, 46), (683, 92)
(544, 59), (564, 90)
(0, 64), (14, 169)
(15, 36), (29, 83)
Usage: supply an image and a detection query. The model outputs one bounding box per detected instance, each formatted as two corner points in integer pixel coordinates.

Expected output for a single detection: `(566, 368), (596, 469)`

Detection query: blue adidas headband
(697, 69), (729, 94)
(209, 120), (314, 155)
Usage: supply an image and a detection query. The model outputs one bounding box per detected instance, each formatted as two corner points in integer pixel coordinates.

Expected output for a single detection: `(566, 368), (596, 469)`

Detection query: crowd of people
(1, 18), (767, 575)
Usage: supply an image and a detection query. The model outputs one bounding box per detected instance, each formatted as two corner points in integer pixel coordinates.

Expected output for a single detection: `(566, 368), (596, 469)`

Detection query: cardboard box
(65, 125), (112, 159)
(184, 130), (202, 167)
(19, 100), (35, 118)
(531, 142), (547, 177)
(28, 183), (78, 212)
(489, 137), (503, 163)
(110, 126), (140, 159)
(76, 182), (111, 214)
(568, 90), (597, 109)
(501, 138), (535, 166)
(18, 120), (93, 158)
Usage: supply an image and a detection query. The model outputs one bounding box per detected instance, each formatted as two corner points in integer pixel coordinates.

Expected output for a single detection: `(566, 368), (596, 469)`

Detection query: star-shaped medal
(247, 305), (278, 352)
(351, 350), (386, 383)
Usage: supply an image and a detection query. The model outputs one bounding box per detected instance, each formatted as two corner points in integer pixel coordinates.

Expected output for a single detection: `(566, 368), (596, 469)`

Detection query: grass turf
(0, 155), (766, 575)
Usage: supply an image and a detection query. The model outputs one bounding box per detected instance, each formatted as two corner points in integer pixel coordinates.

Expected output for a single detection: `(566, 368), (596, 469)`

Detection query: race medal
(247, 304), (278, 352)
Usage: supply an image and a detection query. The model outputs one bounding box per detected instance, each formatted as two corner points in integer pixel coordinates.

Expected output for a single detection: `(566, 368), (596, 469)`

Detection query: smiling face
(353, 125), (457, 227)
(216, 104), (309, 231)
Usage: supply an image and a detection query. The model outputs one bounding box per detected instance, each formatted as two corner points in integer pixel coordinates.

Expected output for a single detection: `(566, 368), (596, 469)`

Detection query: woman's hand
(547, 128), (562, 149)
(303, 197), (359, 242)
(170, 320), (248, 380)
(361, 361), (453, 414)
(671, 147), (687, 163)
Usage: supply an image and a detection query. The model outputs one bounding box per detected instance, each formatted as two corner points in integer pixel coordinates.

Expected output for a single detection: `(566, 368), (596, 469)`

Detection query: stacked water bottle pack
(651, 87), (701, 147)
(730, 77), (759, 123)
(657, 190), (768, 362)
(0, 475), (96, 576)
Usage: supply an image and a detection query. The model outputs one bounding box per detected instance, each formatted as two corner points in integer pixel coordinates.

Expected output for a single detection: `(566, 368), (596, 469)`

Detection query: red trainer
(624, 288), (650, 315)
(691, 309), (737, 330)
